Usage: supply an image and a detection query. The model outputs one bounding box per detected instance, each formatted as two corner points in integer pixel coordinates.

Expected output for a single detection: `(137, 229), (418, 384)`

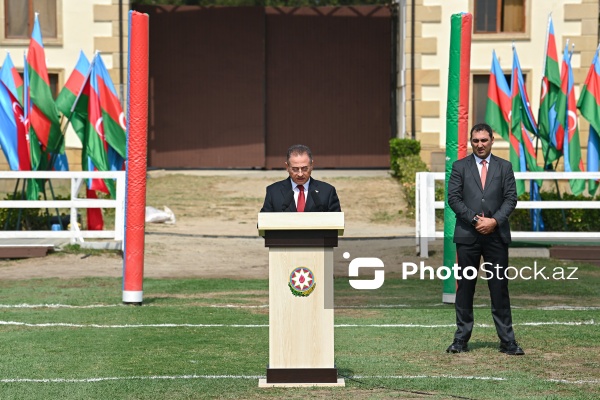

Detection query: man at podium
(260, 144), (341, 212)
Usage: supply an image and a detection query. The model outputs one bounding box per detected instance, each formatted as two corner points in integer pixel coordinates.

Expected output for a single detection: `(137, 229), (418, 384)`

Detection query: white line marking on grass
(209, 305), (269, 309)
(0, 304), (119, 309)
(336, 324), (456, 328)
(0, 303), (270, 309)
(0, 320), (595, 329)
(336, 305), (411, 308)
(537, 306), (600, 311)
(0, 375), (263, 383)
(517, 320), (596, 326)
(0, 321), (268, 328)
(352, 374), (506, 381)
(1, 375), (597, 385)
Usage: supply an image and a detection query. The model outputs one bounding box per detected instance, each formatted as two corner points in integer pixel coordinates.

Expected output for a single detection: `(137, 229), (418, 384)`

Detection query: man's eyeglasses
(289, 166), (311, 173)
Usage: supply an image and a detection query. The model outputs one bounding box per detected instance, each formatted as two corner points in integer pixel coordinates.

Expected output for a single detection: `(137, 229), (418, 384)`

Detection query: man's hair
(287, 144), (313, 162)
(470, 123), (493, 139)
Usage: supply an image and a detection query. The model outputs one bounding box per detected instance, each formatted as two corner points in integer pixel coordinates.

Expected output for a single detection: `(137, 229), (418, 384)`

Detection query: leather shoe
(499, 341), (525, 355)
(446, 339), (468, 353)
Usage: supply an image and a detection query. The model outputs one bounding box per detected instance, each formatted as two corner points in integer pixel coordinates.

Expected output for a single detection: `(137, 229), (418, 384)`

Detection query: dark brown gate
(138, 5), (266, 168)
(135, 5), (392, 169)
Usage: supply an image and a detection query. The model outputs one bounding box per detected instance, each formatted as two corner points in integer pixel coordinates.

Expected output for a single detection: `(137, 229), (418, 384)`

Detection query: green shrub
(0, 193), (48, 230)
(389, 139), (427, 215)
(390, 138), (421, 178)
(0, 193), (72, 231)
(391, 155), (428, 214)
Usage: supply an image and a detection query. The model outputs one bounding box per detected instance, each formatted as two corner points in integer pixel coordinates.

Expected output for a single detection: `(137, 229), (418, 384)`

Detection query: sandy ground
(0, 170), (434, 280)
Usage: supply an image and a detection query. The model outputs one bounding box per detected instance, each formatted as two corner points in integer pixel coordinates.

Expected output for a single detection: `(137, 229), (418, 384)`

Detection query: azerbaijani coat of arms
(288, 267), (316, 297)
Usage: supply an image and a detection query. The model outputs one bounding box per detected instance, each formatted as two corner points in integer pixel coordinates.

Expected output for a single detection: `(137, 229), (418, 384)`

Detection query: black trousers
(454, 236), (515, 343)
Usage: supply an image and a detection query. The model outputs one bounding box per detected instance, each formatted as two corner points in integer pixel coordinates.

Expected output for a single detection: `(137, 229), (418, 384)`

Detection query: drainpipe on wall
(410, 0), (415, 140)
(119, 0), (125, 106)
(398, 0), (406, 139)
(390, 1), (398, 139)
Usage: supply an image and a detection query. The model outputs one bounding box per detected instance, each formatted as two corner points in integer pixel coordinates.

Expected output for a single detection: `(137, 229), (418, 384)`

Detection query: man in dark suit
(446, 123), (524, 356)
(260, 144), (341, 212)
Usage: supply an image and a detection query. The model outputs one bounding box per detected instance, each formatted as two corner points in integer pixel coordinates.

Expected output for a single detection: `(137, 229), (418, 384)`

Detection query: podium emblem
(288, 267), (316, 297)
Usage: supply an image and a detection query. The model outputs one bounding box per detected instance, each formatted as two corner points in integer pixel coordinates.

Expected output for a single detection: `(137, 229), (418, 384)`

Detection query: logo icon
(344, 252), (385, 290)
(288, 267), (316, 297)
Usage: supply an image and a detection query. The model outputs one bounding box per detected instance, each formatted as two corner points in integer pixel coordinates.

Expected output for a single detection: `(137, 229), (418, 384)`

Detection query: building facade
(403, 0), (599, 171)
(2, 1), (597, 172)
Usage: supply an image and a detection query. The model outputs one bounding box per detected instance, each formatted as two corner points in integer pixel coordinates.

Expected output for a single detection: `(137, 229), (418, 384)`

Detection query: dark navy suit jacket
(260, 178), (341, 212)
(447, 153), (517, 244)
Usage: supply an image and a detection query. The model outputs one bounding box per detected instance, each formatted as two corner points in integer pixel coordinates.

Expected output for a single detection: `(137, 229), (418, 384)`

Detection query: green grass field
(0, 258), (599, 399)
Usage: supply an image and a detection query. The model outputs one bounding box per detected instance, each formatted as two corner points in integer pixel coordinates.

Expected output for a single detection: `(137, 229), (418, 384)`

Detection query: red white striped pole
(123, 10), (149, 304)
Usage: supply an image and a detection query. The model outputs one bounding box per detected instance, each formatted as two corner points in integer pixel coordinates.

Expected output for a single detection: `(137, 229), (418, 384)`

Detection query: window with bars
(474, 0), (525, 34)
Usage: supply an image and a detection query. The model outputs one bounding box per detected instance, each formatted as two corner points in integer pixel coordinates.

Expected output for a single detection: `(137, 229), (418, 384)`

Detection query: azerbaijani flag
(0, 52), (23, 104)
(57, 52), (107, 193)
(0, 72), (20, 170)
(551, 43), (570, 153)
(558, 45), (585, 195)
(520, 122), (543, 174)
(486, 50), (524, 195)
(0, 79), (28, 171)
(27, 13), (63, 154)
(23, 56), (43, 200)
(538, 16), (561, 164)
(512, 47), (543, 175)
(84, 54), (118, 197)
(511, 46), (538, 138)
(93, 55), (126, 163)
(56, 50), (91, 138)
(56, 51), (93, 178)
(0, 53), (28, 170)
(486, 50), (511, 141)
(0, 83), (19, 171)
(577, 45), (600, 196)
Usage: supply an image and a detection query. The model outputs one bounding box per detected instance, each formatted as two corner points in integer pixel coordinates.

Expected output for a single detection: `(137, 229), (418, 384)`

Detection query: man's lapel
(280, 179), (296, 212)
(485, 155), (500, 191)
(304, 179), (317, 211)
(467, 155), (484, 193)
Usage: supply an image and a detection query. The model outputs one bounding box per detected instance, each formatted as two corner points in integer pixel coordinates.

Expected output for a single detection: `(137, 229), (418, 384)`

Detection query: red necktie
(297, 185), (305, 212)
(481, 160), (487, 189)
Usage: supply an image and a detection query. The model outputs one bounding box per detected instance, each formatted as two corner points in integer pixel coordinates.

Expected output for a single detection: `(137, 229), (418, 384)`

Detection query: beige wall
(405, 0), (599, 170)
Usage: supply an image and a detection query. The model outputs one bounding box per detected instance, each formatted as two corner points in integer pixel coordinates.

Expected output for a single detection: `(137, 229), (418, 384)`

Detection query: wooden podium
(257, 212), (345, 387)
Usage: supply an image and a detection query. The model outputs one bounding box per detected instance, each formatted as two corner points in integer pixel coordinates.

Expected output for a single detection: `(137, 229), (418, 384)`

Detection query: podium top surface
(257, 212), (344, 236)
